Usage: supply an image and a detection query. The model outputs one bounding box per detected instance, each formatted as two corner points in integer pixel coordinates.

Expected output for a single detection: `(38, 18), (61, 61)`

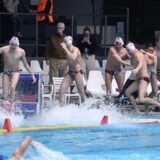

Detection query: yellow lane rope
(0, 118), (160, 133)
(0, 124), (100, 133)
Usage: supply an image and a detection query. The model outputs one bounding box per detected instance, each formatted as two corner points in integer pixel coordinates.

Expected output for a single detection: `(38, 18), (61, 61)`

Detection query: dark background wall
(1, 0), (160, 45)
(103, 0), (160, 43)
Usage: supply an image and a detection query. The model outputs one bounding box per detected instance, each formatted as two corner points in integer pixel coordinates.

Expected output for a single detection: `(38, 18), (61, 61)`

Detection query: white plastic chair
(95, 60), (101, 70)
(30, 60), (44, 73)
(42, 84), (53, 108)
(43, 60), (49, 74)
(42, 60), (49, 84)
(64, 81), (81, 106)
(87, 71), (106, 96)
(102, 59), (107, 70)
(52, 77), (64, 101)
(19, 61), (28, 72)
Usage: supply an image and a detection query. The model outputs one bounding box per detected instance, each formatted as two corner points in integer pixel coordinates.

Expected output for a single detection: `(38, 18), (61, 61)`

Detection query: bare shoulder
(0, 45), (10, 51)
(18, 47), (25, 55)
(136, 51), (143, 59)
(109, 46), (115, 52)
(74, 46), (80, 54)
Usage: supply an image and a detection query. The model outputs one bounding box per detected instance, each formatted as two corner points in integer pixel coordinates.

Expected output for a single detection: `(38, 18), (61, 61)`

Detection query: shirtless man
(141, 43), (158, 98)
(0, 37), (36, 110)
(115, 44), (157, 108)
(155, 34), (160, 81)
(105, 37), (131, 98)
(125, 42), (160, 113)
(59, 36), (86, 106)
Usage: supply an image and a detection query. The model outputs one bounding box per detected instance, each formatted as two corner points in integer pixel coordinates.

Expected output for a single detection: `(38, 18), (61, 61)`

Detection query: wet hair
(83, 26), (91, 34)
(145, 42), (154, 49)
(155, 33), (160, 42)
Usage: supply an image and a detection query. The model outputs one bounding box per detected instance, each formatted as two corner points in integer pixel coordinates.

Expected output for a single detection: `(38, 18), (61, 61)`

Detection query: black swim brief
(139, 76), (150, 83)
(3, 69), (22, 79)
(68, 69), (83, 79)
(105, 69), (121, 76)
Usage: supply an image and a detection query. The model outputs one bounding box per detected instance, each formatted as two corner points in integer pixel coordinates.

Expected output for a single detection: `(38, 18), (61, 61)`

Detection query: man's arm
(61, 43), (79, 60)
(21, 51), (36, 83)
(111, 48), (131, 66)
(0, 46), (6, 54)
(11, 136), (32, 160)
(145, 52), (157, 72)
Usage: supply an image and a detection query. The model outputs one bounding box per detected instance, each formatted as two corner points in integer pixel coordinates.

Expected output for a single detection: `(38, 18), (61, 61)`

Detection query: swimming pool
(1, 100), (160, 160)
(1, 123), (160, 160)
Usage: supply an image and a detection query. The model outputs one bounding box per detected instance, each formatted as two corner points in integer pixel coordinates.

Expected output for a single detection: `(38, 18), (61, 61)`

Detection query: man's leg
(59, 75), (72, 106)
(10, 72), (20, 102)
(105, 72), (113, 97)
(80, 56), (87, 79)
(74, 73), (87, 103)
(149, 73), (158, 98)
(138, 80), (160, 107)
(2, 74), (11, 111)
(125, 81), (140, 113)
(114, 71), (125, 92)
(2, 74), (10, 99)
(11, 136), (32, 160)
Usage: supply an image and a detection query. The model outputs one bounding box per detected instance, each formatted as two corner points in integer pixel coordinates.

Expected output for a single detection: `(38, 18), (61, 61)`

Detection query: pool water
(1, 124), (160, 160)
(1, 99), (160, 160)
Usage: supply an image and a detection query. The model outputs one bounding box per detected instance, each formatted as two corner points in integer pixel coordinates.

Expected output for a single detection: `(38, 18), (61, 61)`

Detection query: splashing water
(0, 97), (129, 128)
(31, 141), (69, 160)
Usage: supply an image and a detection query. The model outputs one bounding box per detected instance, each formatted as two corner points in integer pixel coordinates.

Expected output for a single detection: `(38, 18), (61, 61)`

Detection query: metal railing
(0, 8), (129, 57)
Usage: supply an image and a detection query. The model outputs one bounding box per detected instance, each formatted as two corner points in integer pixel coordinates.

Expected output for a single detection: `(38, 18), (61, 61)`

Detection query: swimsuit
(3, 69), (21, 79)
(105, 69), (121, 76)
(138, 76), (150, 83)
(68, 69), (83, 79)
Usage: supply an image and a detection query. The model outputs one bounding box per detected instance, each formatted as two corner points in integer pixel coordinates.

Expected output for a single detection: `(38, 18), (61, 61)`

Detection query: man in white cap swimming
(59, 36), (86, 106)
(105, 37), (131, 99)
(0, 36), (36, 111)
(125, 42), (160, 113)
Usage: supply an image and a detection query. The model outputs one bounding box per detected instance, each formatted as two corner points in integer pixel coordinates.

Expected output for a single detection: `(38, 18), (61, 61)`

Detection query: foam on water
(30, 141), (69, 160)
(0, 97), (129, 128)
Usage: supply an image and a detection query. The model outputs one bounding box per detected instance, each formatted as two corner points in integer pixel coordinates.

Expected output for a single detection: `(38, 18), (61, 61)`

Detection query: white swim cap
(126, 42), (136, 52)
(114, 37), (124, 46)
(64, 36), (73, 46)
(9, 36), (20, 46)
